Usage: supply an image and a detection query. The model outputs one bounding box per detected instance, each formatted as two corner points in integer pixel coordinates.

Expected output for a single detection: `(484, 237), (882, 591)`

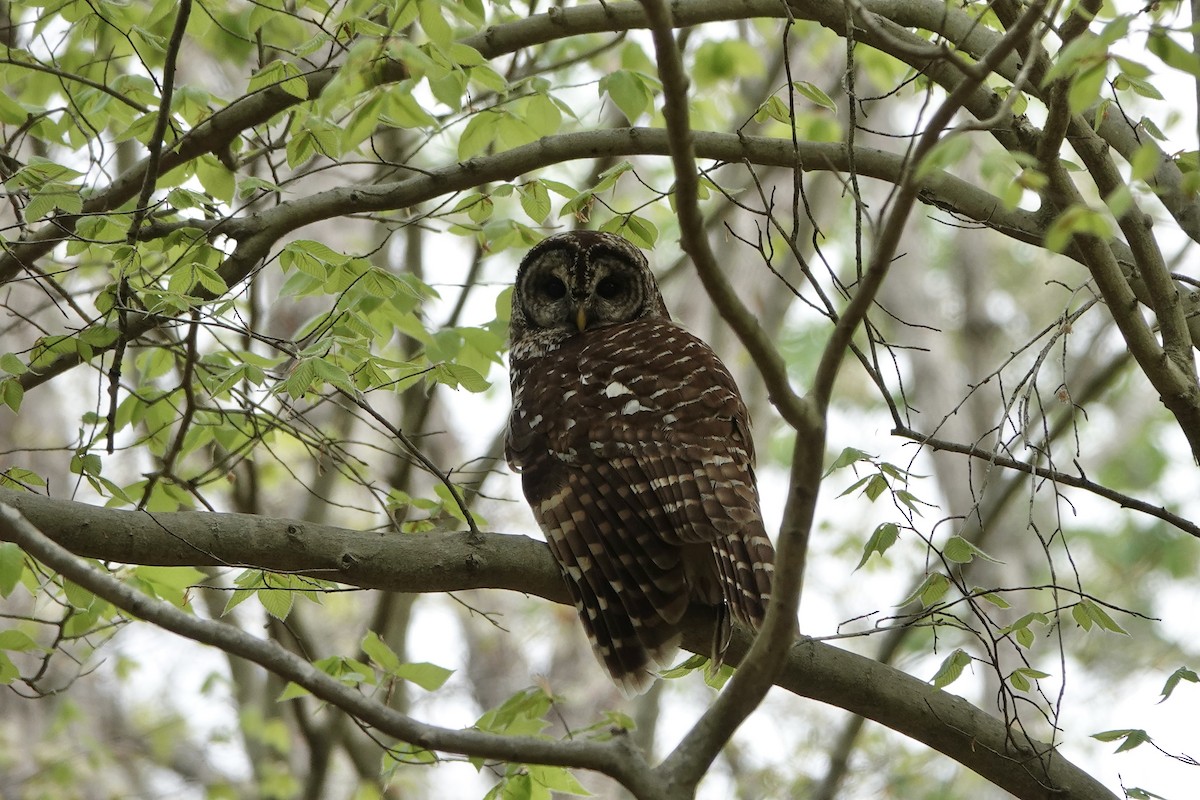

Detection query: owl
(506, 230), (776, 694)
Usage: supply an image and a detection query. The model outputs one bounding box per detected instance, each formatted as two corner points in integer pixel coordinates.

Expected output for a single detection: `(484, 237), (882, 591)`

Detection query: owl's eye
(541, 277), (567, 299)
(596, 277), (623, 299)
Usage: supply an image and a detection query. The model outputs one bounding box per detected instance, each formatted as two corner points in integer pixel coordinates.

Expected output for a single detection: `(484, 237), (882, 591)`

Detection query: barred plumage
(506, 230), (775, 694)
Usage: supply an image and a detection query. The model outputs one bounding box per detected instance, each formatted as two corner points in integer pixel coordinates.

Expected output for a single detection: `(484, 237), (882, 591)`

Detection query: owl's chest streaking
(506, 317), (753, 500)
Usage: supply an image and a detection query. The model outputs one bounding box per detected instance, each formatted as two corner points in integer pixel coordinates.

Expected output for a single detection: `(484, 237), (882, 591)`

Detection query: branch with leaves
(0, 488), (1119, 800)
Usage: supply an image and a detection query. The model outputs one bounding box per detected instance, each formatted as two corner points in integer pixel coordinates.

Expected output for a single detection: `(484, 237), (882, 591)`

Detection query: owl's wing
(566, 323), (772, 632)
(508, 320), (774, 691)
(580, 406), (774, 629)
(532, 467), (688, 695)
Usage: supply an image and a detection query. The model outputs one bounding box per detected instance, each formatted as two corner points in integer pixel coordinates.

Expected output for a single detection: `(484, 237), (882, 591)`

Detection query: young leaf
(0, 542), (24, 598)
(1074, 598), (1129, 635)
(1007, 667), (1050, 693)
(942, 535), (1001, 565)
(362, 630), (403, 673)
(0, 629), (43, 652)
(277, 682), (311, 701)
(855, 522), (899, 569)
(898, 572), (950, 608)
(825, 446), (872, 475)
(1091, 728), (1151, 753)
(599, 70), (652, 123)
(394, 661), (454, 691)
(929, 648), (972, 689)
(258, 587), (294, 620)
(1159, 666), (1198, 702)
(793, 80), (837, 111)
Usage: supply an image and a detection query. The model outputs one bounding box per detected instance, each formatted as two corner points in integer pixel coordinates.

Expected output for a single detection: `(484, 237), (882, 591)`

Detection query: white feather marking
(604, 381), (633, 398)
(621, 398), (646, 415)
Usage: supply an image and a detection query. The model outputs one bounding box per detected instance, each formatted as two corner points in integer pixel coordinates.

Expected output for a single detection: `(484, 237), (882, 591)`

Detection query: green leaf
(133, 565), (205, 607)
(526, 764), (590, 796)
(942, 535), (1000, 565)
(0, 92), (28, 125)
(977, 589), (1010, 609)
(1129, 142), (1163, 182)
(599, 70), (652, 123)
(1067, 61), (1107, 114)
(825, 447), (871, 475)
(692, 40), (765, 87)
(0, 352), (27, 379)
(1044, 203), (1112, 252)
(362, 630), (403, 673)
(518, 181), (551, 223)
(1071, 601), (1093, 631)
(195, 154), (235, 204)
(394, 661), (454, 691)
(277, 681), (311, 701)
(432, 362), (490, 392)
(1074, 598), (1129, 634)
(0, 378), (22, 413)
(914, 134), (971, 181)
(660, 653), (708, 679)
(249, 59), (308, 99)
(863, 473), (888, 502)
(0, 629), (42, 652)
(475, 687), (553, 736)
(459, 110), (498, 160)
(523, 93), (561, 137)
(599, 214), (658, 248)
(855, 522), (899, 569)
(929, 648), (972, 689)
(258, 587), (294, 620)
(1149, 27), (1200, 79)
(1159, 666), (1198, 702)
(1007, 667), (1050, 693)
(418, 0), (453, 48)
(0, 652), (16, 684)
(898, 572), (950, 608)
(793, 80), (837, 111)
(0, 542), (24, 597)
(1091, 728), (1151, 753)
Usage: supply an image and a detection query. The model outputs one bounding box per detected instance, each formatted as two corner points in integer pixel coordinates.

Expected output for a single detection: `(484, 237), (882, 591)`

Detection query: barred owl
(506, 230), (776, 694)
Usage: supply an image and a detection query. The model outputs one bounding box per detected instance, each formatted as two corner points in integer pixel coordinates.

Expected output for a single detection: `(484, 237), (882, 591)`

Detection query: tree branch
(14, 129), (1052, 394)
(0, 498), (666, 799)
(0, 487), (1120, 800)
(891, 426), (1200, 539)
(637, 1), (816, 792)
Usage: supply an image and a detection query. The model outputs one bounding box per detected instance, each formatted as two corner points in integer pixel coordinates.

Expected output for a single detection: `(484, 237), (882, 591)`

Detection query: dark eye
(596, 277), (623, 299)
(541, 277), (567, 299)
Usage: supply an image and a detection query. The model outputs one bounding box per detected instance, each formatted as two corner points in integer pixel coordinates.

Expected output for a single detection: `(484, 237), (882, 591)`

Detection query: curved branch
(638, 1), (815, 793)
(0, 500), (665, 799)
(0, 487), (1119, 800)
(13, 129), (1040, 393)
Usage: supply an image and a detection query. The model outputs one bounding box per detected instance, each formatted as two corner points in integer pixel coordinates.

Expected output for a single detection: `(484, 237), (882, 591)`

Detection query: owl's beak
(575, 305), (588, 332)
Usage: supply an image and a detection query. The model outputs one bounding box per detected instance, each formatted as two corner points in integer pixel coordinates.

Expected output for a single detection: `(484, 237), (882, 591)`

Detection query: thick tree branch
(14, 129), (1052, 394)
(0, 500), (666, 799)
(0, 488), (1119, 800)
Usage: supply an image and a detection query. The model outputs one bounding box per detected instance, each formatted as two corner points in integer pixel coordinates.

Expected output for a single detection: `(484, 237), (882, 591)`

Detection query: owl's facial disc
(517, 242), (649, 333)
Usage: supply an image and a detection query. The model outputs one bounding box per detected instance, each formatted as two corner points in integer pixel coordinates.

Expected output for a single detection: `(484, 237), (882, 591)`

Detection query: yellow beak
(575, 305), (588, 332)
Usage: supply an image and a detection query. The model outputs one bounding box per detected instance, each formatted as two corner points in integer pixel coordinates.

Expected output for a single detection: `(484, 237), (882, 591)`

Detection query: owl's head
(510, 231), (670, 343)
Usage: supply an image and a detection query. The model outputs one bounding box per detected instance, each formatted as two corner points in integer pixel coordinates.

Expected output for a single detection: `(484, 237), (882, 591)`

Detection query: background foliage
(2, 0), (1200, 798)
